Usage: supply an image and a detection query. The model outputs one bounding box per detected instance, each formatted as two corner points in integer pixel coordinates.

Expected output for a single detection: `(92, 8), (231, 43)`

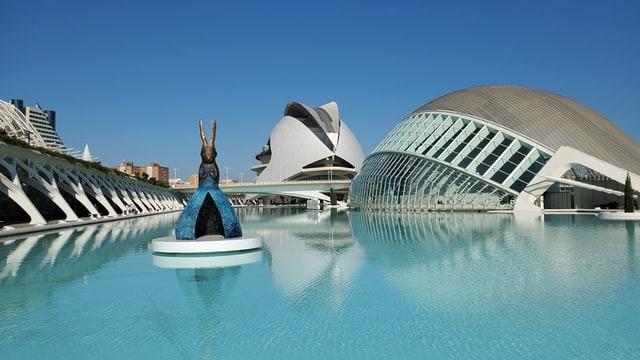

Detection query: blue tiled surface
(174, 176), (242, 239)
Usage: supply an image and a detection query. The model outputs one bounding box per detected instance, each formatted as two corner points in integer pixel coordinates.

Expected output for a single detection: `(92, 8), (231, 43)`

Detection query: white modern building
(250, 101), (364, 202)
(24, 106), (65, 151)
(0, 99), (70, 154)
(0, 99), (47, 148)
(349, 85), (640, 213)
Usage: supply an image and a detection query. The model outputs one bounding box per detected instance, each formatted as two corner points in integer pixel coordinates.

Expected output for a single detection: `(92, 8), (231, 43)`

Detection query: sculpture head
(199, 120), (217, 164)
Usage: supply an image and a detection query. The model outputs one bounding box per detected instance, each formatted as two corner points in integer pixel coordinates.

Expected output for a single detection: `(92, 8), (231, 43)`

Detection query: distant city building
(189, 174), (199, 187)
(117, 161), (143, 177)
(169, 172), (241, 191)
(146, 162), (170, 184)
(349, 85), (640, 213)
(116, 161), (169, 185)
(21, 103), (66, 151)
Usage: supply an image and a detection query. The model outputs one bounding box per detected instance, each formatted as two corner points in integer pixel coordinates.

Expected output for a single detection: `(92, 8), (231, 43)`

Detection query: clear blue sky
(1, 0), (639, 180)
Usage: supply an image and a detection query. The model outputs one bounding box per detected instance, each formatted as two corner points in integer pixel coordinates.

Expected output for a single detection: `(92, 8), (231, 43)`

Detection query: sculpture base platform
(598, 212), (640, 221)
(152, 249), (263, 269)
(152, 235), (262, 254)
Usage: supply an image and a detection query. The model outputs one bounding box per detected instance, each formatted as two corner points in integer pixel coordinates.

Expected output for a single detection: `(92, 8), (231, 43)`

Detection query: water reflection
(175, 267), (241, 360)
(1, 208), (639, 358)
(244, 208), (363, 311)
(627, 221), (637, 274)
(349, 212), (638, 313)
(0, 214), (178, 314)
(167, 247), (265, 359)
(237, 209), (640, 313)
(153, 250), (263, 269)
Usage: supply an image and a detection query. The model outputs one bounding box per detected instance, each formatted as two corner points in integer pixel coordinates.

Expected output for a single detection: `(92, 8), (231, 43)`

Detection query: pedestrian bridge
(0, 141), (185, 227)
(175, 180), (352, 202)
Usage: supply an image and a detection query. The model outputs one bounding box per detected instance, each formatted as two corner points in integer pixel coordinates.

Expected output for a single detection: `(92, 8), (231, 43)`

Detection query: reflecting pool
(1, 209), (639, 359)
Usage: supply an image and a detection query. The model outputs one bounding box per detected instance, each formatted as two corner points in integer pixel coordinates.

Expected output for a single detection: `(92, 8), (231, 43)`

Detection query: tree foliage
(625, 172), (635, 213)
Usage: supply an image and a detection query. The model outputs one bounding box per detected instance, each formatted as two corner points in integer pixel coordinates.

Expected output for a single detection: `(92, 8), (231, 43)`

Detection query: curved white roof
(254, 101), (365, 183)
(414, 85), (640, 174)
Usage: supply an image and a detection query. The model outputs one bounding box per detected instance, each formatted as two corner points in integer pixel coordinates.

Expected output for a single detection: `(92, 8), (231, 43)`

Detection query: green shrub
(0, 133), (168, 188)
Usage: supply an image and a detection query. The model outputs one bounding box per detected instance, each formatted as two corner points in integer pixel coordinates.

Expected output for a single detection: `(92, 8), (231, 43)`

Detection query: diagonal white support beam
(515, 146), (640, 213)
(107, 178), (136, 208)
(129, 182), (154, 211)
(0, 156), (46, 225)
(52, 168), (100, 217)
(16, 159), (79, 221)
(143, 187), (163, 210)
(77, 172), (118, 216)
(119, 180), (150, 213)
(91, 175), (126, 213)
(136, 184), (160, 211)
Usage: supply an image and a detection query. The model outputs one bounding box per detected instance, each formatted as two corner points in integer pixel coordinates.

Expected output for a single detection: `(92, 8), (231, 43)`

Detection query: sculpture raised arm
(199, 120), (218, 164)
(199, 120), (208, 145)
(211, 120), (217, 145)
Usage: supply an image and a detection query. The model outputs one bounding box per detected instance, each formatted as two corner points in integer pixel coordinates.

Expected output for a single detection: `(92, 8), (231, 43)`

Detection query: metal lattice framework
(350, 111), (551, 211)
(350, 85), (640, 213)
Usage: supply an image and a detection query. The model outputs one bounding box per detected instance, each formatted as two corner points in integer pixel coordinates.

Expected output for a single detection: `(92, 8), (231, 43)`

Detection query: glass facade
(350, 112), (552, 211)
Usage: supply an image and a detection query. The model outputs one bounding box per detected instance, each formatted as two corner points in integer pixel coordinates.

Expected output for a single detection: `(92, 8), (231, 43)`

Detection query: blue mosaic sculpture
(175, 120), (242, 239)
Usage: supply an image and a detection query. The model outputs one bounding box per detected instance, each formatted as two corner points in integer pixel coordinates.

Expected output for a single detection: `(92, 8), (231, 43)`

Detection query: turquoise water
(1, 209), (639, 359)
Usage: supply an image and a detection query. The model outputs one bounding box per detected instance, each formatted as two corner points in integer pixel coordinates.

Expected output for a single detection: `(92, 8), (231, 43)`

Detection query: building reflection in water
(627, 221), (637, 274)
(0, 214), (178, 314)
(241, 208), (363, 311)
(349, 211), (636, 313)
(2, 207), (638, 357)
(235, 208), (637, 314)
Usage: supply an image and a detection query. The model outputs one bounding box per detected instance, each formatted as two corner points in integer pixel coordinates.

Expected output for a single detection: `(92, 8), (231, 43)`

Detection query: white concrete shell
(253, 101), (365, 185)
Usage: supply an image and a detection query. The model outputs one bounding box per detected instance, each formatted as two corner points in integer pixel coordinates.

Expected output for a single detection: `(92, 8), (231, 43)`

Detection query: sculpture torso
(199, 146), (220, 183)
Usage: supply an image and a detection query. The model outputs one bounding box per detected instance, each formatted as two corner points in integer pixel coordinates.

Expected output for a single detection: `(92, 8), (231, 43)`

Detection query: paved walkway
(0, 210), (181, 240)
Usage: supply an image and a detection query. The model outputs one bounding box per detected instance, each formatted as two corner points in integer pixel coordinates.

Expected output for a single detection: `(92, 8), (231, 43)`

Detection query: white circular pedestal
(598, 212), (640, 221)
(152, 249), (263, 269)
(152, 235), (262, 254)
